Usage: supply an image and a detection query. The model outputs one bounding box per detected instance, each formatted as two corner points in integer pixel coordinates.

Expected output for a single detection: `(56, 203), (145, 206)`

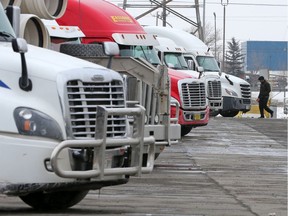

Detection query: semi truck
(151, 36), (210, 131)
(150, 35), (221, 116)
(144, 26), (251, 117)
(0, 1), (155, 210)
(56, 0), (207, 136)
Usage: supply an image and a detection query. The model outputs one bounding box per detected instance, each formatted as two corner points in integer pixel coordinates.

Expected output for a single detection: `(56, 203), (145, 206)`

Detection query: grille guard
(50, 105), (155, 179)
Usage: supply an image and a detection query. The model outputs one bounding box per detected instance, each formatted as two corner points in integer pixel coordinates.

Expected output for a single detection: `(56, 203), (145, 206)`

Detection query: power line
(207, 2), (287, 7)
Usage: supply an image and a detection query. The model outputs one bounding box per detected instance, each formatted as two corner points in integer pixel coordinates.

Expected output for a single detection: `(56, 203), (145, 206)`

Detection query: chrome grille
(181, 82), (206, 108)
(67, 80), (126, 138)
(240, 84), (251, 104)
(207, 80), (222, 99)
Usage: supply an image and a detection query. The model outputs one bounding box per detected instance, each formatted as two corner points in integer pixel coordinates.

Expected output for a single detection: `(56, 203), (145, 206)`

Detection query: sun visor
(44, 23), (85, 39)
(112, 33), (159, 46)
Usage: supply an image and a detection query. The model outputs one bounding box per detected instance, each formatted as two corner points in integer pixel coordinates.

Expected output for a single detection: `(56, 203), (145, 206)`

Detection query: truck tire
(210, 110), (220, 117)
(219, 110), (239, 117)
(60, 43), (105, 57)
(181, 125), (193, 136)
(19, 190), (89, 210)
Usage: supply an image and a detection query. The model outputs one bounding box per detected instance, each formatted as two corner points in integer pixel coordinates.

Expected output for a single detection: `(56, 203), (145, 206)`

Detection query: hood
(168, 68), (197, 80)
(221, 73), (250, 85)
(177, 70), (199, 79)
(0, 42), (108, 81)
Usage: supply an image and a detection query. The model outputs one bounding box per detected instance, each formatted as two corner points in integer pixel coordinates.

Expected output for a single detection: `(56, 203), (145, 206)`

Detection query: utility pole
(195, 0), (203, 41)
(203, 0), (206, 42)
(221, 0), (229, 72)
(213, 12), (216, 59)
(122, 0), (127, 10)
(162, 0), (166, 26)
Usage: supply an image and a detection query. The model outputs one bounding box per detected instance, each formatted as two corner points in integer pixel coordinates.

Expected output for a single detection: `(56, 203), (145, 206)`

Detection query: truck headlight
(225, 88), (238, 97)
(14, 107), (63, 140)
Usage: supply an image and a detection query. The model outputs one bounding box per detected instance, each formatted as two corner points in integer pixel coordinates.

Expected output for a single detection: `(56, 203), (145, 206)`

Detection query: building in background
(241, 41), (288, 91)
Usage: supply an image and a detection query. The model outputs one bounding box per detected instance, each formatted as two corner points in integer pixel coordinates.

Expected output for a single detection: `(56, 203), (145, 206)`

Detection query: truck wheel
(19, 190), (89, 210)
(60, 43), (105, 57)
(219, 110), (239, 117)
(181, 125), (193, 136)
(210, 110), (220, 117)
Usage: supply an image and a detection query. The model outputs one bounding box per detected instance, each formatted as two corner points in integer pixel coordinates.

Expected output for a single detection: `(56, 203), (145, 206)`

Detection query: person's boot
(270, 111), (274, 118)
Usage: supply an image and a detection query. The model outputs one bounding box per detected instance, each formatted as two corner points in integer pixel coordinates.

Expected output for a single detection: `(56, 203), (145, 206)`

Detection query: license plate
(194, 113), (200, 120)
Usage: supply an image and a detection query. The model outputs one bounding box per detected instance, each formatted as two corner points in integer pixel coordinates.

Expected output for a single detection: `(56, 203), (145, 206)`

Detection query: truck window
(119, 45), (161, 66)
(0, 4), (16, 42)
(196, 56), (220, 72)
(164, 53), (188, 70)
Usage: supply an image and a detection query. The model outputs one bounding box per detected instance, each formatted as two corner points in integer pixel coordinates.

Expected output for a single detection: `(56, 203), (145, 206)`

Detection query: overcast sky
(111, 0), (288, 43)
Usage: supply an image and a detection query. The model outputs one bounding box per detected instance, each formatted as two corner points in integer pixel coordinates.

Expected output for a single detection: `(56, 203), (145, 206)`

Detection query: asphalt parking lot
(0, 117), (287, 216)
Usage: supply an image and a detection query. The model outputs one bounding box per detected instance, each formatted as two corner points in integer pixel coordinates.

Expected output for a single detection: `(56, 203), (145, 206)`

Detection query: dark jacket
(258, 80), (271, 99)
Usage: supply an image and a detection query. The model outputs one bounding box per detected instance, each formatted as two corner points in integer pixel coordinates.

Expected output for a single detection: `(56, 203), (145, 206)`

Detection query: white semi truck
(145, 26), (251, 117)
(16, 0), (180, 160)
(0, 2), (155, 210)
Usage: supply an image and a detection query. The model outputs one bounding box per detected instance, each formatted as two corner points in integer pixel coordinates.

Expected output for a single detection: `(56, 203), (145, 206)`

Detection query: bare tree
(185, 22), (222, 61)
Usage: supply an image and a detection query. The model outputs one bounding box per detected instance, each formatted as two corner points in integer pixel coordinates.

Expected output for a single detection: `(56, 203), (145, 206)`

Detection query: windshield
(164, 53), (188, 70)
(0, 4), (16, 42)
(119, 45), (161, 66)
(196, 56), (220, 72)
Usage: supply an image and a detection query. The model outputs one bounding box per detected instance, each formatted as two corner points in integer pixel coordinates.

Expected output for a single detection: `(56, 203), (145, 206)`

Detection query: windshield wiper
(205, 69), (219, 72)
(0, 31), (15, 41)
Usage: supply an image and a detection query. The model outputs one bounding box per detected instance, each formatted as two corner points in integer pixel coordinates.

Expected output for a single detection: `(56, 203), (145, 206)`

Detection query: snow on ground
(243, 91), (288, 119)
(251, 91), (287, 104)
(240, 107), (287, 119)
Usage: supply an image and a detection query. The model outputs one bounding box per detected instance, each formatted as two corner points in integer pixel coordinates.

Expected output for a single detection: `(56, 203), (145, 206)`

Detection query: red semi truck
(57, 0), (209, 136)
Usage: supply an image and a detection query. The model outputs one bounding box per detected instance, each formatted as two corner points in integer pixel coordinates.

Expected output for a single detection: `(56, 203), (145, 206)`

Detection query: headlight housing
(225, 88), (238, 97)
(170, 97), (180, 107)
(14, 107), (63, 140)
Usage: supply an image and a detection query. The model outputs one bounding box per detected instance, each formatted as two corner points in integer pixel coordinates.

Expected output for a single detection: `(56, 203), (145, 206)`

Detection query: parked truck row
(0, 0), (251, 210)
(144, 26), (251, 117)
(56, 0), (215, 136)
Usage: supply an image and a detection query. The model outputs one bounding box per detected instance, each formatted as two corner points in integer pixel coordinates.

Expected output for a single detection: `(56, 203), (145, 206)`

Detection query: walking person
(256, 76), (274, 118)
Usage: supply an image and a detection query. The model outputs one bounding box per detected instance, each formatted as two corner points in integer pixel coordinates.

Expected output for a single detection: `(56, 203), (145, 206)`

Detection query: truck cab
(0, 2), (154, 210)
(151, 36), (210, 135)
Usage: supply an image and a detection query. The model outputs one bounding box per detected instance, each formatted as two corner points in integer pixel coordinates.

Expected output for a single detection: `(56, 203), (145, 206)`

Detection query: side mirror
(12, 38), (32, 91)
(197, 66), (204, 79)
(187, 60), (194, 70)
(103, 41), (120, 56)
(197, 66), (204, 73)
(12, 38), (28, 53)
(103, 42), (120, 69)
